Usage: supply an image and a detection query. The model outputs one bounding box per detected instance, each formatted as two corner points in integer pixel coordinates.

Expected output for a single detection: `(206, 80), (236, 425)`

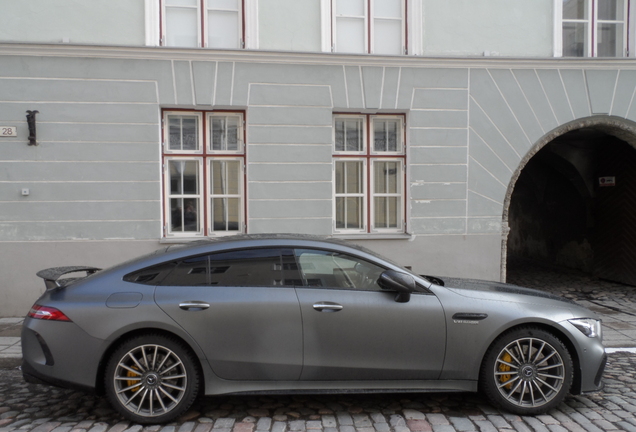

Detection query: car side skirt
(203, 380), (478, 395)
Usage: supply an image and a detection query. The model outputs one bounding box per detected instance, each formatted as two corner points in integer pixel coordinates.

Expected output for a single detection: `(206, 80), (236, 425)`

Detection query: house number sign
(1, 127), (17, 137)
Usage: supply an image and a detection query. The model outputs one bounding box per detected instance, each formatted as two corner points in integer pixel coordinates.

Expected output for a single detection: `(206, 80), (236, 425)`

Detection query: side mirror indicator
(378, 270), (416, 303)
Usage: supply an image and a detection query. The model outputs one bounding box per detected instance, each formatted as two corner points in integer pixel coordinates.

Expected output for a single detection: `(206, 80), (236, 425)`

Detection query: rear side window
(135, 248), (301, 287)
(161, 255), (209, 286)
(207, 248), (298, 286)
(123, 261), (177, 285)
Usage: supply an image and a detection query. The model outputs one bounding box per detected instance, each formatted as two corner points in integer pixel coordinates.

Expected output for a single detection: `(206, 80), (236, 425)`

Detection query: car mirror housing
(378, 270), (416, 303)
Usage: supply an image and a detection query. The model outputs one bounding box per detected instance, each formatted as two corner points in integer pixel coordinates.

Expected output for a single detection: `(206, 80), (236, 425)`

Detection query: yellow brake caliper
(499, 352), (512, 389)
(127, 367), (141, 391)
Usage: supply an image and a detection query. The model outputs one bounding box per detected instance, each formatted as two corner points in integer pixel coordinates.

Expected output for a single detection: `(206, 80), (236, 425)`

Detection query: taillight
(28, 305), (72, 322)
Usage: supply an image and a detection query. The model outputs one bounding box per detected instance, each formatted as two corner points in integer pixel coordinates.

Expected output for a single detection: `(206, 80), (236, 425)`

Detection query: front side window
(332, 0), (406, 54)
(333, 114), (406, 234)
(163, 110), (245, 237)
(561, 0), (629, 57)
(162, 0), (243, 48)
(295, 249), (386, 291)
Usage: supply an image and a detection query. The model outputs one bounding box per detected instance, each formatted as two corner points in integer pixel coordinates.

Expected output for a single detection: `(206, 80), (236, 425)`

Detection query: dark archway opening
(506, 127), (636, 286)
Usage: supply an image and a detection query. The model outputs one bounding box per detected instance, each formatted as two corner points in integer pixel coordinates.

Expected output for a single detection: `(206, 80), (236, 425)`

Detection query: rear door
(293, 248), (447, 381)
(154, 248), (303, 381)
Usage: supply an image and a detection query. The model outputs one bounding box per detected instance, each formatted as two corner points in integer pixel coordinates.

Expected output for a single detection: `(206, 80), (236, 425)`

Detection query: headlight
(569, 318), (602, 339)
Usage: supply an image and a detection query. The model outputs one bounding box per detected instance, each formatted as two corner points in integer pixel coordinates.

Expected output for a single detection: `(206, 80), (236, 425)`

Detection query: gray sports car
(22, 235), (606, 424)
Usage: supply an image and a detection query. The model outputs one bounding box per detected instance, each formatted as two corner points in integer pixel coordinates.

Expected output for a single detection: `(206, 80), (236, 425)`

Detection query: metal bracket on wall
(26, 110), (39, 146)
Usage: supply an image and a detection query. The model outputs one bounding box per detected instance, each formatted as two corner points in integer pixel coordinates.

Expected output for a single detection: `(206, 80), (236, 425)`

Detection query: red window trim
(161, 108), (248, 237)
(333, 112), (407, 233)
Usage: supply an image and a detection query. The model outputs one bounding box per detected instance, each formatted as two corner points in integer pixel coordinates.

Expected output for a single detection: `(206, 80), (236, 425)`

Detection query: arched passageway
(504, 117), (636, 286)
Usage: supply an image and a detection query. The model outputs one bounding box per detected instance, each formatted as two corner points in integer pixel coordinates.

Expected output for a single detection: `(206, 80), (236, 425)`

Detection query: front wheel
(105, 334), (200, 424)
(480, 327), (573, 415)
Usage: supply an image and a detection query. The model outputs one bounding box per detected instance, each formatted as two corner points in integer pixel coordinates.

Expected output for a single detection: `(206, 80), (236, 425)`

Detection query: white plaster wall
(422, 0), (554, 57)
(258, 0), (322, 52)
(0, 0), (145, 46)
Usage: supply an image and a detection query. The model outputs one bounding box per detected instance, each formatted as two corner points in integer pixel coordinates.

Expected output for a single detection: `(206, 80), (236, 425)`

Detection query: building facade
(1, 0), (636, 316)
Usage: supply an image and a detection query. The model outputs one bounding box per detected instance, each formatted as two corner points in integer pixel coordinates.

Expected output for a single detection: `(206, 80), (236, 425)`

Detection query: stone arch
(500, 115), (636, 282)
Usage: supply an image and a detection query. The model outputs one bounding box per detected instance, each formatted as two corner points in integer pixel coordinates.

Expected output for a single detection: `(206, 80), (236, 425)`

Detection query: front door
(293, 248), (446, 381)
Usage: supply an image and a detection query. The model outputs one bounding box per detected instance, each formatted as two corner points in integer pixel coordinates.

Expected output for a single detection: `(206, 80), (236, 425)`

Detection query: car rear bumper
(21, 317), (105, 392)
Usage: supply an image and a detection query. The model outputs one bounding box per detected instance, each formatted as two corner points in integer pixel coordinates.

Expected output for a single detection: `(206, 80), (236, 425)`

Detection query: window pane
(597, 22), (623, 57)
(335, 196), (363, 230)
(208, 0), (239, 9)
(336, 196), (345, 228)
(562, 22), (588, 56)
(211, 116), (240, 151)
(563, 0), (588, 19)
(183, 198), (200, 231)
(166, 8), (199, 47)
(168, 115), (199, 151)
(211, 160), (240, 195)
(337, 0), (365, 16)
(346, 197), (363, 228)
(295, 249), (385, 291)
(161, 255), (209, 286)
(336, 17), (366, 53)
(335, 118), (364, 152)
(170, 198), (184, 231)
(346, 161), (363, 193)
(226, 161), (240, 194)
(598, 0), (624, 20)
(374, 0), (402, 18)
(208, 10), (240, 49)
(170, 197), (200, 233)
(212, 197), (240, 231)
(170, 160), (199, 195)
(208, 249), (286, 286)
(166, 0), (197, 6)
(373, 119), (400, 152)
(374, 196), (400, 229)
(374, 161), (399, 194)
(124, 261), (177, 285)
(374, 19), (402, 55)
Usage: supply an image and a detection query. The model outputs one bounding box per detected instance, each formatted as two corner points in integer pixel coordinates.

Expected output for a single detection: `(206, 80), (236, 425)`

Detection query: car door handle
(179, 301), (210, 311)
(313, 302), (343, 312)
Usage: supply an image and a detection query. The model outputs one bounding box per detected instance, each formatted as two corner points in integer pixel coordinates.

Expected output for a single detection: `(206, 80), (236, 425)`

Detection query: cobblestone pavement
(0, 352), (635, 432)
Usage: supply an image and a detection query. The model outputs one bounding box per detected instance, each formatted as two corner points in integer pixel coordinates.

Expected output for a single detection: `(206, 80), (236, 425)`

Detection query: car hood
(432, 276), (577, 305)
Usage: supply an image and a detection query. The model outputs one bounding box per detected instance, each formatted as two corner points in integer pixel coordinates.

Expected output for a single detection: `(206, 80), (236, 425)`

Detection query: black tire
(105, 334), (200, 424)
(480, 327), (573, 415)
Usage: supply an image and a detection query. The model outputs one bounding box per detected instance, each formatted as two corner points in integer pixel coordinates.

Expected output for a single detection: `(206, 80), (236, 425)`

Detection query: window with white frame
(161, 0), (244, 48)
(331, 0), (406, 54)
(163, 110), (245, 237)
(333, 114), (406, 234)
(561, 0), (629, 57)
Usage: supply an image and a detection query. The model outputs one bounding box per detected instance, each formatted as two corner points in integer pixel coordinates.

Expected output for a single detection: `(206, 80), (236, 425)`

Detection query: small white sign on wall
(0, 126), (17, 137)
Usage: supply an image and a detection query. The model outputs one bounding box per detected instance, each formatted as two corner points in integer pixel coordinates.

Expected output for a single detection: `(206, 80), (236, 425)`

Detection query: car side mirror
(378, 270), (416, 303)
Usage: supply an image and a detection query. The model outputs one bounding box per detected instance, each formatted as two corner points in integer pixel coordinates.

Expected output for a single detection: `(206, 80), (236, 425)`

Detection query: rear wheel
(105, 334), (200, 424)
(480, 327), (573, 415)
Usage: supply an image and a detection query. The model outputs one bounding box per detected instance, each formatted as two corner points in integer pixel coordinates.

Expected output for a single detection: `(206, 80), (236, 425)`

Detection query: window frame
(329, 0), (408, 54)
(558, 0), (631, 57)
(332, 113), (407, 235)
(159, 0), (246, 49)
(162, 109), (247, 239)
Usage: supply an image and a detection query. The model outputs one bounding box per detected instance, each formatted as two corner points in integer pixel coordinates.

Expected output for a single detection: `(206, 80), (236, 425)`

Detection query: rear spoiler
(36, 266), (102, 290)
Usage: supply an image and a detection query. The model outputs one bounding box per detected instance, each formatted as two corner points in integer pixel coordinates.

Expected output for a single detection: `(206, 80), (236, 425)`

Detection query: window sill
(332, 233), (415, 240)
